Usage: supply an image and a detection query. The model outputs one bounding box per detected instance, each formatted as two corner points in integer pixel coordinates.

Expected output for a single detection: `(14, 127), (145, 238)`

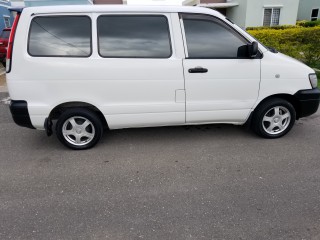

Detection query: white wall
(227, 0), (299, 28)
(10, 0), (25, 7)
(245, 0), (300, 27)
(226, 0), (248, 29)
(298, 0), (320, 21)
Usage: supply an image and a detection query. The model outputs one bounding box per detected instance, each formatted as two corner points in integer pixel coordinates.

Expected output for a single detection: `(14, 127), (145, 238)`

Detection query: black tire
(56, 108), (103, 150)
(252, 98), (296, 138)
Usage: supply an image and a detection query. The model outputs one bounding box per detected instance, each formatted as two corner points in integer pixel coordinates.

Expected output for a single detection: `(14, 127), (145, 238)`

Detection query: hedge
(297, 20), (320, 27)
(246, 25), (301, 30)
(247, 26), (320, 68)
(246, 20), (320, 30)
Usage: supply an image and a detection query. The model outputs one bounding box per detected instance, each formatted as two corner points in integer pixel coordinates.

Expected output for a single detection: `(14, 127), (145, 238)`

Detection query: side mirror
(248, 41), (258, 58)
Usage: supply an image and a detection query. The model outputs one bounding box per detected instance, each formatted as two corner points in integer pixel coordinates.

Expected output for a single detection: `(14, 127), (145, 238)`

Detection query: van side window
(97, 15), (172, 58)
(28, 16), (92, 57)
(182, 15), (248, 59)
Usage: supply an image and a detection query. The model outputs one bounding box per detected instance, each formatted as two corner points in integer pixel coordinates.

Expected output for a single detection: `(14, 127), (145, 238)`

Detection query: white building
(10, 0), (25, 7)
(116, 0), (301, 28)
(188, 0), (300, 29)
(298, 0), (320, 21)
(93, 0), (192, 4)
(11, 0), (301, 28)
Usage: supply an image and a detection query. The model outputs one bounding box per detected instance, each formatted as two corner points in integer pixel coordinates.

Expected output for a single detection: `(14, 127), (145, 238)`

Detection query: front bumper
(9, 100), (35, 129)
(294, 88), (320, 118)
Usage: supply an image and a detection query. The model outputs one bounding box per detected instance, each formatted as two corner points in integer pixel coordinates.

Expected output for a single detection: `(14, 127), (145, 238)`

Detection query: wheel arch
(254, 94), (301, 119)
(249, 94), (297, 138)
(49, 101), (109, 129)
(244, 93), (300, 128)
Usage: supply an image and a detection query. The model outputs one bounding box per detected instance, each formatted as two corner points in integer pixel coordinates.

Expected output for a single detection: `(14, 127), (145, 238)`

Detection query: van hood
(274, 52), (315, 73)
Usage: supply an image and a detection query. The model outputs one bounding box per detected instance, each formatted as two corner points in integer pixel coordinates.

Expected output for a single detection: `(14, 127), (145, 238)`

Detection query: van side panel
(7, 7), (315, 131)
(8, 12), (186, 129)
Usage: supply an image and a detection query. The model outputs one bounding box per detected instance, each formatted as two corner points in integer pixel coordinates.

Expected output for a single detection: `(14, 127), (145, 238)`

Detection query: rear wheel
(56, 108), (103, 150)
(252, 98), (296, 138)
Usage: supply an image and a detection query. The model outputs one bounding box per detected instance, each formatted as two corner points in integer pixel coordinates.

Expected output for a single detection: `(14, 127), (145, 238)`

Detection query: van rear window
(97, 15), (172, 58)
(28, 16), (91, 57)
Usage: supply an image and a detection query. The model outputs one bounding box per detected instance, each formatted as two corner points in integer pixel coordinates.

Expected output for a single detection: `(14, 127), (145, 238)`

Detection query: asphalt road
(1, 91), (320, 240)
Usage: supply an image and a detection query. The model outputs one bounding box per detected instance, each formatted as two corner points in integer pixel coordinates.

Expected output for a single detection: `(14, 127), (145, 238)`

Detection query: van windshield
(0, 30), (10, 39)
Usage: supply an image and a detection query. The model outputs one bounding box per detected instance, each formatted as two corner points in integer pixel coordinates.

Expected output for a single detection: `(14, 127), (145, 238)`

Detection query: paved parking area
(1, 92), (320, 240)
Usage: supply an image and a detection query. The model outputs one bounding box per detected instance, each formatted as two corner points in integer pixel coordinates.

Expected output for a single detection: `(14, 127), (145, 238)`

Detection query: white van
(7, 5), (320, 150)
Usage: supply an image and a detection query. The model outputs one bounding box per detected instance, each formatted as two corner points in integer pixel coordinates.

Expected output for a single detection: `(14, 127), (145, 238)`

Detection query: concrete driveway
(1, 92), (320, 240)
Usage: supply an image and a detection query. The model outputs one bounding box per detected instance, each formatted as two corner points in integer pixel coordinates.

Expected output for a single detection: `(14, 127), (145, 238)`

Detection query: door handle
(188, 67), (208, 73)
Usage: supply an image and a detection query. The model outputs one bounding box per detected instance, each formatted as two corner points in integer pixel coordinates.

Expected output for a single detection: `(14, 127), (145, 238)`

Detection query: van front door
(181, 14), (260, 124)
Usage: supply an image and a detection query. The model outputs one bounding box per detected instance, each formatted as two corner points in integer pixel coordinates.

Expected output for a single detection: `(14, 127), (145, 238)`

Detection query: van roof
(22, 5), (224, 18)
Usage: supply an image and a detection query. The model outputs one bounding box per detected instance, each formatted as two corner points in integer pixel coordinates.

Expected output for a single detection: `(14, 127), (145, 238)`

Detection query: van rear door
(93, 13), (185, 129)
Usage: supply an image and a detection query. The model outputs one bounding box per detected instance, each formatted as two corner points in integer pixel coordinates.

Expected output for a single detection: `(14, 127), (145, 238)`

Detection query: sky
(127, 0), (184, 5)
(10, 0), (186, 7)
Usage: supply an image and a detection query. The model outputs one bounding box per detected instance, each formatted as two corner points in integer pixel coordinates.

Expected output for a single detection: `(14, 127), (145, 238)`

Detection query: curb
(0, 86), (8, 92)
(0, 68), (6, 92)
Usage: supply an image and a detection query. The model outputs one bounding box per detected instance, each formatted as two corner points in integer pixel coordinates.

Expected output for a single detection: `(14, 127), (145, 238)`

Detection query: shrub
(247, 20), (320, 31)
(316, 71), (320, 86)
(297, 20), (320, 27)
(247, 26), (320, 67)
(296, 20), (308, 26)
(246, 25), (301, 31)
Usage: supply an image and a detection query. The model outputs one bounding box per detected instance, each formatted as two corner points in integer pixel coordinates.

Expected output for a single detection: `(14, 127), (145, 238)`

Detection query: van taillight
(6, 13), (20, 73)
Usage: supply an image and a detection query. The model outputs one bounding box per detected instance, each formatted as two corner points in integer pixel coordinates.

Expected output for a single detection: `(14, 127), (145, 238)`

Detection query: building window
(311, 9), (319, 21)
(263, 8), (281, 26)
(3, 16), (10, 28)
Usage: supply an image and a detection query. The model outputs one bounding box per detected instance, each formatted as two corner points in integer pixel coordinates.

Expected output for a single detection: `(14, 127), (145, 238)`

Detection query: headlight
(309, 73), (318, 88)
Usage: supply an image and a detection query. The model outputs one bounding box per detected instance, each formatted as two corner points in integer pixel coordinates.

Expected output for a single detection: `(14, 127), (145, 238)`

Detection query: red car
(0, 28), (11, 66)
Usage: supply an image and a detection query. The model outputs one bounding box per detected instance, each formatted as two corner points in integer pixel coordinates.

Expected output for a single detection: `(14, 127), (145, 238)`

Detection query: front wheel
(56, 108), (103, 150)
(252, 98), (296, 138)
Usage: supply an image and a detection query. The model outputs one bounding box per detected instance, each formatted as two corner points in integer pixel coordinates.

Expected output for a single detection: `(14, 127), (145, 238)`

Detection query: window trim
(27, 15), (93, 58)
(3, 15), (11, 28)
(180, 13), (262, 60)
(311, 8), (319, 21)
(263, 8), (281, 27)
(97, 14), (173, 59)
